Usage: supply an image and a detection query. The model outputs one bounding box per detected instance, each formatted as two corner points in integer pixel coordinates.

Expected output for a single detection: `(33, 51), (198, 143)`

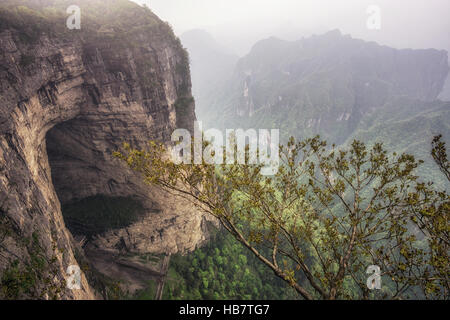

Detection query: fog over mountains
(181, 29), (450, 187)
(136, 0), (450, 55)
(135, 0), (450, 101)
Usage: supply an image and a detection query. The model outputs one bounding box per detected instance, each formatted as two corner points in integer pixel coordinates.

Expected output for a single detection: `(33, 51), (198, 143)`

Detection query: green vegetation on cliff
(0, 0), (166, 42)
(132, 227), (296, 300)
(117, 134), (449, 300)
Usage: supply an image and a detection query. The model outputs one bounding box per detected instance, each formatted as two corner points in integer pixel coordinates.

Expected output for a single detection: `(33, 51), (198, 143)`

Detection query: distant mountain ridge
(186, 29), (449, 187)
(198, 30), (448, 141)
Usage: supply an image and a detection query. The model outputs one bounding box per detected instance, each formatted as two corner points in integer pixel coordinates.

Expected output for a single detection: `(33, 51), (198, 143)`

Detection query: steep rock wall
(0, 0), (205, 299)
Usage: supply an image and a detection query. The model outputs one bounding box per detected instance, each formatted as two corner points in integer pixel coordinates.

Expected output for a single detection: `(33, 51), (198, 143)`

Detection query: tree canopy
(115, 136), (449, 300)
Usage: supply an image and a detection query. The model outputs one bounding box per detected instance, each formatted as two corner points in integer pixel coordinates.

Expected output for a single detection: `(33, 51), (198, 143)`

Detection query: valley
(0, 0), (448, 301)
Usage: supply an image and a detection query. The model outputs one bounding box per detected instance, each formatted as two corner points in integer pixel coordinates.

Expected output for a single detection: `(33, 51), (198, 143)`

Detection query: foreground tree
(115, 136), (449, 300)
(406, 135), (449, 299)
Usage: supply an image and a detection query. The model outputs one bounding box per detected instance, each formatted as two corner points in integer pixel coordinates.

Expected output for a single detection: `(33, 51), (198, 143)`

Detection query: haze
(132, 0), (450, 56)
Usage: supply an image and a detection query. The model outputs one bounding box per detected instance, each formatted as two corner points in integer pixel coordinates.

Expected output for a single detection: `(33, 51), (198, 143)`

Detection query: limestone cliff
(0, 0), (206, 299)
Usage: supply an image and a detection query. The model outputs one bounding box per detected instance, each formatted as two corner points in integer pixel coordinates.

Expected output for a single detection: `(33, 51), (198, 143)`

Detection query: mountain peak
(322, 28), (342, 38)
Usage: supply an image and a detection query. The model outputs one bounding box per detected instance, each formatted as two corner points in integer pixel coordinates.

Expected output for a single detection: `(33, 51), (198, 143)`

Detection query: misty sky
(132, 0), (450, 56)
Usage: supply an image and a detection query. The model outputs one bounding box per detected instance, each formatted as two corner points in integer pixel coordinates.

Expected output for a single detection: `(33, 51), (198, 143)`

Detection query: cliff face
(0, 0), (205, 299)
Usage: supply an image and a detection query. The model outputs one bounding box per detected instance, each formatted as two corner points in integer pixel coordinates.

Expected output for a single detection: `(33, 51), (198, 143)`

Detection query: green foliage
(347, 98), (450, 189)
(132, 279), (158, 300)
(116, 135), (449, 300)
(406, 135), (449, 299)
(161, 227), (295, 300)
(175, 46), (192, 96)
(1, 260), (36, 299)
(0, 231), (65, 300)
(0, 0), (167, 45)
(432, 135), (450, 181)
(0, 4), (64, 43)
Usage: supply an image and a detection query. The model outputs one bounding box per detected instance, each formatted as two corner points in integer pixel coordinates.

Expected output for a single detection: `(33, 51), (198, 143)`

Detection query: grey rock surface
(0, 1), (208, 299)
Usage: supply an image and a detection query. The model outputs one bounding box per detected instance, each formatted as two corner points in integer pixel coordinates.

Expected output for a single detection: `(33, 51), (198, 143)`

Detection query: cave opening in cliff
(45, 120), (146, 238)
